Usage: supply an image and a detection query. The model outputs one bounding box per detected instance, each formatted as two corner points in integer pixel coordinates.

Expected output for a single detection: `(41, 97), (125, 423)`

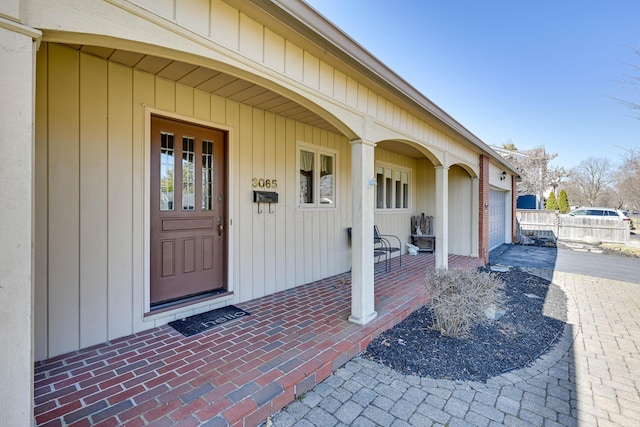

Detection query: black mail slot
(253, 191), (278, 203)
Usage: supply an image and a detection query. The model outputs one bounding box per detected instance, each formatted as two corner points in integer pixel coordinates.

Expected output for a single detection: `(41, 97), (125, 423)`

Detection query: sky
(304, 0), (640, 169)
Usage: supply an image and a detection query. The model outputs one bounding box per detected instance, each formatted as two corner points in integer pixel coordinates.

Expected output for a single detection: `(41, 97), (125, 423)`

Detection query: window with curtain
(375, 162), (411, 211)
(298, 143), (337, 208)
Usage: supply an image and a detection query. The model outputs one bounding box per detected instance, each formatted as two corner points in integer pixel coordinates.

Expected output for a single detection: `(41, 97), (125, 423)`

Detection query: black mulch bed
(363, 267), (567, 382)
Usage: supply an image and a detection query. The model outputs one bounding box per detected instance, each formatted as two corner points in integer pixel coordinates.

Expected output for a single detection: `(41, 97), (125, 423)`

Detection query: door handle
(217, 217), (224, 237)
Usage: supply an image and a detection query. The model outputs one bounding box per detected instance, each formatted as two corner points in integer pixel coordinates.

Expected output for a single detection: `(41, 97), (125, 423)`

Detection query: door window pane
(202, 140), (213, 211)
(160, 132), (174, 211)
(182, 137), (195, 210)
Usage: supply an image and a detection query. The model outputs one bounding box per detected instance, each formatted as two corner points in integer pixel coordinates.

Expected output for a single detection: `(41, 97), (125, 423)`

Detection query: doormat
(169, 305), (250, 337)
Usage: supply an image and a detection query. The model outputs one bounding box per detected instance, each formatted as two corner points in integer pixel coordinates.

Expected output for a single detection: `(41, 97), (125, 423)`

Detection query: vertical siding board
(107, 62), (134, 340)
(345, 76), (358, 108)
(366, 89), (376, 116)
(210, 94), (226, 123)
(251, 108), (265, 298)
(293, 122), (305, 285)
(132, 71), (156, 333)
(284, 118), (296, 288)
(238, 103), (254, 300)
(175, 84), (194, 117)
(325, 132), (336, 275)
(133, 0), (175, 19)
(239, 13), (264, 62)
(285, 40), (304, 82)
(263, 112), (277, 295)
(318, 61), (334, 97)
(340, 136), (350, 273)
(225, 99), (241, 295)
(264, 28), (285, 72)
(356, 83), (368, 112)
(47, 44), (80, 356)
(210, 0), (239, 50)
(193, 89), (210, 121)
(312, 209), (320, 281)
(34, 46), (49, 360)
(155, 78), (175, 112)
(176, 0), (209, 36)
(79, 53), (108, 348)
(303, 51), (320, 89)
(273, 115), (287, 291)
(316, 128), (326, 279)
(333, 70), (346, 103)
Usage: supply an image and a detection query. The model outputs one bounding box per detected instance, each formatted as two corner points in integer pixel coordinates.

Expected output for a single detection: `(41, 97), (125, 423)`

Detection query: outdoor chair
(373, 225), (402, 271)
(347, 227), (390, 271)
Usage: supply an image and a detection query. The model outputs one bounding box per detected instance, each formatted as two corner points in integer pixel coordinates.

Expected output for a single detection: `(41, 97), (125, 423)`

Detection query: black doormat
(169, 305), (250, 337)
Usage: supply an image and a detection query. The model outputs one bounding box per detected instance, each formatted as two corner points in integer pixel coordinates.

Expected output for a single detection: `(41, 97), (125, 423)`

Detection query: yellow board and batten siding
(126, 0), (481, 166)
(32, 0), (485, 359)
(35, 44), (360, 360)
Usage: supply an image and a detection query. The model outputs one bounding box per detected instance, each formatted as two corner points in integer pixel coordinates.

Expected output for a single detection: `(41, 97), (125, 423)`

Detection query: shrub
(558, 189), (570, 214)
(426, 268), (504, 338)
(545, 192), (558, 210)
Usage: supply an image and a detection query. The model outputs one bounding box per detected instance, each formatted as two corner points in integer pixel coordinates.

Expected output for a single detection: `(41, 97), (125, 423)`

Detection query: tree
(558, 189), (570, 213)
(613, 47), (640, 121)
(568, 157), (612, 206)
(614, 147), (640, 210)
(498, 144), (566, 209)
(545, 192), (558, 210)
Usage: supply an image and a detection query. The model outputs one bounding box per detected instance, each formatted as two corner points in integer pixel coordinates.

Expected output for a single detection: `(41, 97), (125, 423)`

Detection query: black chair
(374, 225), (402, 271)
(347, 227), (389, 270)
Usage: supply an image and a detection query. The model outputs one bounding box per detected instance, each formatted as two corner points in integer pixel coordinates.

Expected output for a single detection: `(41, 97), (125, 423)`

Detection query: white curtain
(300, 150), (314, 172)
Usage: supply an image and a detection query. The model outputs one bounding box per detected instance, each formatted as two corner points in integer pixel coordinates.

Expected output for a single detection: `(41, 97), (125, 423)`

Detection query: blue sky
(305, 0), (640, 169)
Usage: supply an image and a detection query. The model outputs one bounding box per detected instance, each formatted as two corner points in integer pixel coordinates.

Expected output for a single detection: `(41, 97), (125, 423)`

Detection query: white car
(568, 207), (630, 222)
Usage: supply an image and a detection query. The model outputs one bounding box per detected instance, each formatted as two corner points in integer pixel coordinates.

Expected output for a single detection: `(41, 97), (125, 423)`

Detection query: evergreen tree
(545, 192), (558, 210)
(558, 189), (570, 213)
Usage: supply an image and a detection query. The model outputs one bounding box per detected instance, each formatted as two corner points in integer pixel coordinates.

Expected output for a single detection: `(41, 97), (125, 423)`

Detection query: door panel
(150, 116), (227, 306)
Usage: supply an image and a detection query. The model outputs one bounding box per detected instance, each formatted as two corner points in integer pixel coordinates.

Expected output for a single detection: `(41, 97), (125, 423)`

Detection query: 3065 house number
(252, 178), (278, 189)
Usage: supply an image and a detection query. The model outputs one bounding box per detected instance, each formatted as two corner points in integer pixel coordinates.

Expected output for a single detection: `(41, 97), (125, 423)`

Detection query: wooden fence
(517, 210), (630, 244)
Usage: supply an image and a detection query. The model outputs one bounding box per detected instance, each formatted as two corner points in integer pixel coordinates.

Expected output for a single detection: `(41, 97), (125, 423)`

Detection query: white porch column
(435, 166), (449, 269)
(349, 139), (377, 325)
(470, 177), (480, 257)
(0, 16), (41, 427)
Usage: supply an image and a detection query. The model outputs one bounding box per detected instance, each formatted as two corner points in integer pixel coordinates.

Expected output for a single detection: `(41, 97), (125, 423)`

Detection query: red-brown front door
(150, 116), (227, 307)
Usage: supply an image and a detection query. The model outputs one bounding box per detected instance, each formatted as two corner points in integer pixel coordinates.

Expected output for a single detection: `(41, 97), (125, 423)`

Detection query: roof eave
(241, 0), (518, 174)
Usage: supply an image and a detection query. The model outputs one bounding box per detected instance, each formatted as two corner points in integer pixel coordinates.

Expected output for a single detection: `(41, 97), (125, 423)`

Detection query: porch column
(0, 16), (41, 427)
(470, 177), (480, 257)
(349, 138), (377, 325)
(434, 166), (449, 269)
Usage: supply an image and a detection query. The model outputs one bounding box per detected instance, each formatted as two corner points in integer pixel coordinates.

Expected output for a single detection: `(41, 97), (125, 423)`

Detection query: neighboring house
(0, 0), (518, 424)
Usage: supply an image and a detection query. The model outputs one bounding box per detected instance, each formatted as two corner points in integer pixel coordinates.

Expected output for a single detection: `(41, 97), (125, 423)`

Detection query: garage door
(489, 189), (505, 250)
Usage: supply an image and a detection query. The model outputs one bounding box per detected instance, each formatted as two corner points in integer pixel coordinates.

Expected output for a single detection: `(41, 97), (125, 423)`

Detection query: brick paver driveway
(272, 264), (640, 426)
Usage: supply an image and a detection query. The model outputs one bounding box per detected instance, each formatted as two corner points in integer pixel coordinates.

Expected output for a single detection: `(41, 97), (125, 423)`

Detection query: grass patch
(600, 243), (640, 258)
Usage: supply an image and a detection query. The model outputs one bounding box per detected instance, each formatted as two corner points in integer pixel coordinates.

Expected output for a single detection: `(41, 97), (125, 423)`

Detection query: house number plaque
(251, 178), (278, 189)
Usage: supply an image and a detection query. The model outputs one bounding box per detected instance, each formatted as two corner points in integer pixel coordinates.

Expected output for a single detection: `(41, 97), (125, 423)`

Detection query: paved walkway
(270, 268), (640, 426)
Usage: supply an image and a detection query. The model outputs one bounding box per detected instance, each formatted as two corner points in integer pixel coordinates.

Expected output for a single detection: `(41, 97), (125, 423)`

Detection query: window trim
(375, 161), (411, 212)
(296, 141), (338, 209)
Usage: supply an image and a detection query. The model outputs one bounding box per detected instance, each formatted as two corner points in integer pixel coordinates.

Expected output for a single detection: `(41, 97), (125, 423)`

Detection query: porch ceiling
(62, 43), (342, 134)
(376, 141), (427, 159)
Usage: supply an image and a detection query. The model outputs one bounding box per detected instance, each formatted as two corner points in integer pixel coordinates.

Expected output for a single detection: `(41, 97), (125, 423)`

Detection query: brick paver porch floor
(34, 253), (484, 427)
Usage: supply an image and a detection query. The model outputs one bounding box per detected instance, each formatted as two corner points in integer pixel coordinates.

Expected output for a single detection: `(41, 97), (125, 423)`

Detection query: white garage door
(489, 189), (506, 250)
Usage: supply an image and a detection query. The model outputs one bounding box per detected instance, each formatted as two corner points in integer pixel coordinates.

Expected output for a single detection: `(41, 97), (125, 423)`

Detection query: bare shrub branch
(426, 269), (505, 338)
